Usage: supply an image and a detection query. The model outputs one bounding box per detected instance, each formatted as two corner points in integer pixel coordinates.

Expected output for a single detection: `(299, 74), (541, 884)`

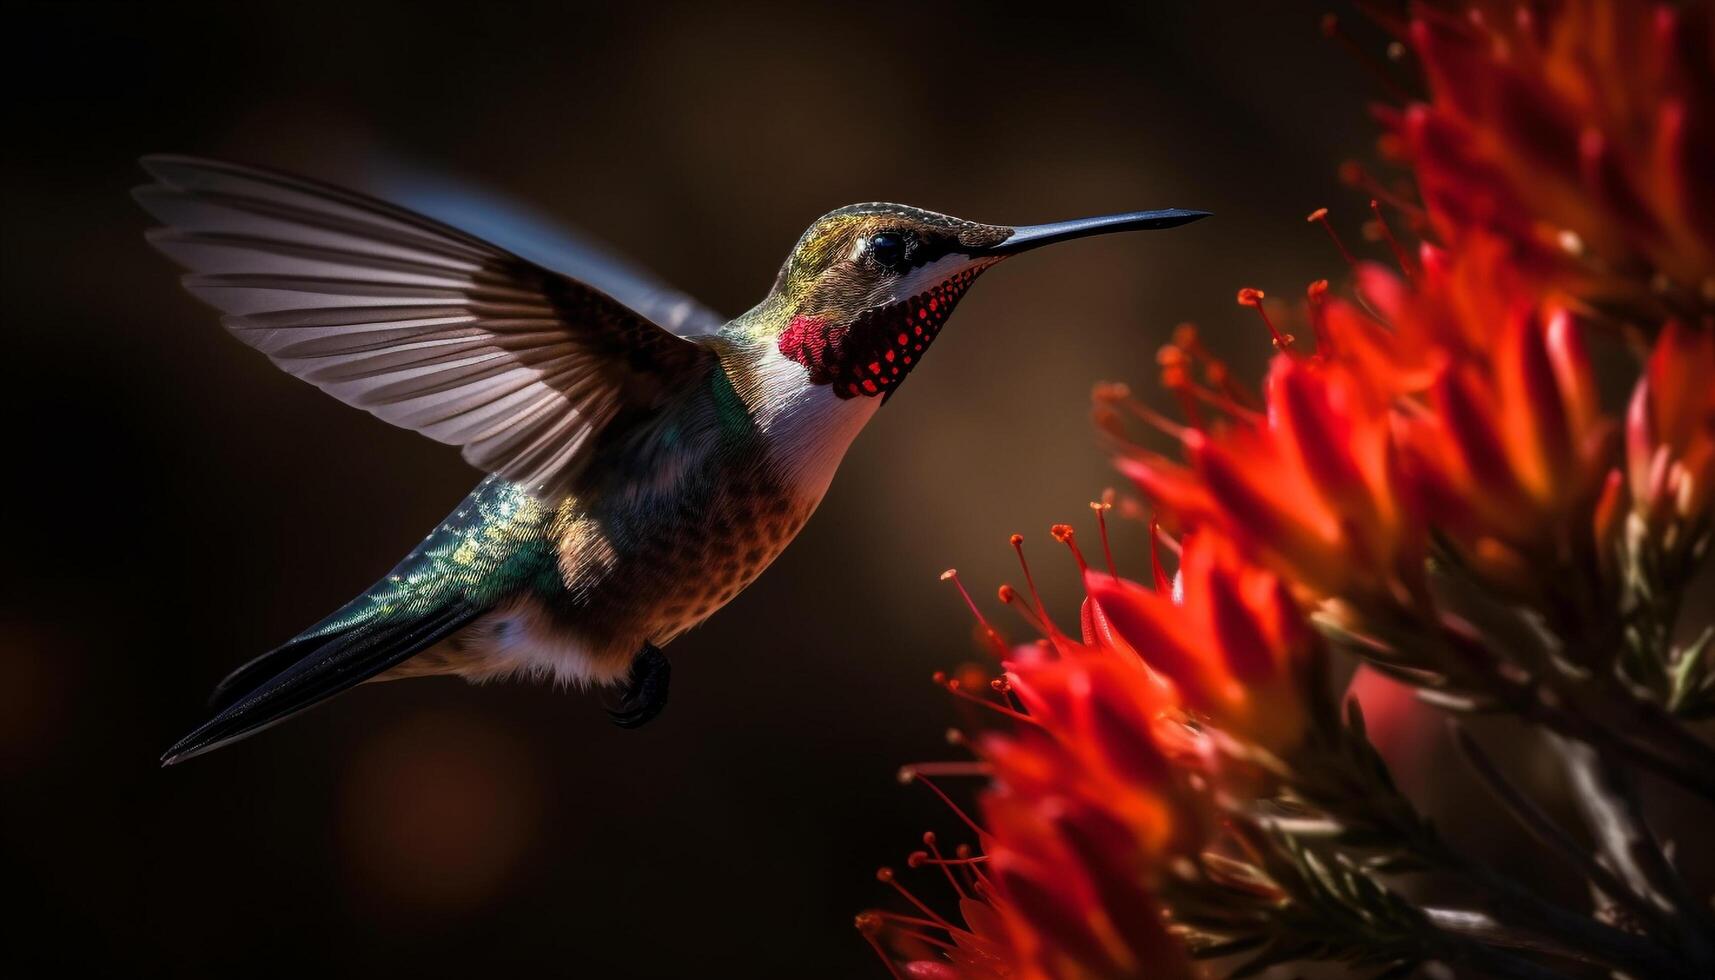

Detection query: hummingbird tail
(160, 601), (483, 766)
(160, 477), (556, 765)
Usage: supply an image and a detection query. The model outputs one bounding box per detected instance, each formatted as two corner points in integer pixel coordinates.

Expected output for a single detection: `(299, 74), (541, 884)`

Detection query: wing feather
(136, 155), (718, 498)
(368, 164), (729, 337)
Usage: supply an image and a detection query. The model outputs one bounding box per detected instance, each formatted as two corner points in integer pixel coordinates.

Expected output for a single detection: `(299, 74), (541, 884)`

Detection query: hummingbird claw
(608, 644), (670, 729)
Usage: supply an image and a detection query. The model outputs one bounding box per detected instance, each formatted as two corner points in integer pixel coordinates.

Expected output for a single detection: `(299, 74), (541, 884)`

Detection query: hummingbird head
(749, 203), (1209, 401)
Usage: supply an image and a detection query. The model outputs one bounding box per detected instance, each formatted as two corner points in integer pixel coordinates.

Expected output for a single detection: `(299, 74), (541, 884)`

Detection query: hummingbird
(136, 155), (1207, 764)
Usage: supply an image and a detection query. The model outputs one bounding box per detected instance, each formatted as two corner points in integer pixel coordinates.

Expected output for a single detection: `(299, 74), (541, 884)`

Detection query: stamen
(1369, 198), (1416, 280)
(1156, 523), (1184, 557)
(995, 583), (1047, 635)
(855, 914), (909, 980)
(1009, 534), (1064, 639)
(922, 832), (971, 899)
(882, 926), (962, 954)
(1092, 380), (1131, 402)
(876, 867), (957, 932)
(1090, 494), (1119, 577)
(1320, 12), (1413, 101)
(1117, 393), (1198, 442)
(901, 761), (993, 778)
(899, 771), (989, 839)
(1051, 523), (1089, 572)
(1307, 208), (1358, 271)
(1110, 372), (1266, 445)
(868, 913), (968, 957)
(1171, 384), (1204, 429)
(957, 843), (994, 888)
(920, 852), (990, 866)
(1157, 342), (1206, 429)
(1177, 377), (1267, 427)
(1171, 324), (1263, 416)
(1150, 517), (1172, 593)
(1339, 162), (1426, 221)
(913, 844), (992, 902)
(871, 911), (957, 934)
(941, 569), (1007, 658)
(1093, 404), (1125, 440)
(856, 911), (883, 937)
(930, 673), (1037, 725)
(1306, 279), (1334, 354)
(1238, 287), (1295, 352)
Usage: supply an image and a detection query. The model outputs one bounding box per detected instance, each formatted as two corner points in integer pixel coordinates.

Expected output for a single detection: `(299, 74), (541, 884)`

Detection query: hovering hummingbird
(136, 155), (1207, 763)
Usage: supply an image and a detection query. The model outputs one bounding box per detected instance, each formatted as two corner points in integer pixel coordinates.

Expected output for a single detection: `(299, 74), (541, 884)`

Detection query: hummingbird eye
(866, 232), (907, 270)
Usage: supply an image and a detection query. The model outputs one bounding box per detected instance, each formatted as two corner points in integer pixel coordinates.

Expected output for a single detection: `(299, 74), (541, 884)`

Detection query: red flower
(859, 672), (1197, 980)
(1082, 532), (1327, 755)
(984, 648), (1200, 864)
(1397, 0), (1715, 320)
(1625, 319), (1715, 555)
(865, 526), (1223, 980)
(1122, 226), (1626, 609)
(868, 516), (1345, 979)
(858, 836), (1025, 980)
(1115, 342), (1427, 610)
(1321, 236), (1537, 397)
(1395, 294), (1617, 593)
(974, 565), (1208, 980)
(870, 8), (1715, 975)
(980, 787), (1197, 980)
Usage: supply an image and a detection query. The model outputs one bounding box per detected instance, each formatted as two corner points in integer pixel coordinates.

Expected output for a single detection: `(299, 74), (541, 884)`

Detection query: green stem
(1446, 853), (1697, 980)
(1559, 736), (1715, 974)
(1298, 728), (1698, 979)
(1440, 620), (1715, 803)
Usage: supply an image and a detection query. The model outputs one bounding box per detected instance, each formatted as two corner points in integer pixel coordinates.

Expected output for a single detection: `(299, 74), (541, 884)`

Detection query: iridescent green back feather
(306, 476), (561, 637)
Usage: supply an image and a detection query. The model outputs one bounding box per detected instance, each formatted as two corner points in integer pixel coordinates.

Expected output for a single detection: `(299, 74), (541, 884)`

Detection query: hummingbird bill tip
(987, 208), (1211, 254)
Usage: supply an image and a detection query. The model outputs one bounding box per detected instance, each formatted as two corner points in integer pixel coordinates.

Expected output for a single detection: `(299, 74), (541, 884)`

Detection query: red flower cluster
(857, 832), (1022, 980)
(972, 552), (1204, 980)
(1081, 532), (1326, 755)
(1118, 211), (1713, 627)
(1347, 240), (1617, 599)
(865, 524), (1329, 979)
(1626, 320), (1715, 561)
(872, 251), (1711, 980)
(1394, 0), (1715, 320)
(1115, 336), (1426, 609)
(866, 4), (1715, 976)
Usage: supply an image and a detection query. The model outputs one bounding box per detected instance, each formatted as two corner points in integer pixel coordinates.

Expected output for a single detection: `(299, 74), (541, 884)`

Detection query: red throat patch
(777, 267), (985, 399)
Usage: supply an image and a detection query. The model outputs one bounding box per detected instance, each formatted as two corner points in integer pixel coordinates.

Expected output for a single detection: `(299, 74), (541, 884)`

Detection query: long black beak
(983, 208), (1210, 255)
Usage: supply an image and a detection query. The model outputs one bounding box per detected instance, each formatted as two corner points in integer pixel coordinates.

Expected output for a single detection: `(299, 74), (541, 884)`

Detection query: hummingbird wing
(367, 164), (727, 337)
(134, 155), (719, 499)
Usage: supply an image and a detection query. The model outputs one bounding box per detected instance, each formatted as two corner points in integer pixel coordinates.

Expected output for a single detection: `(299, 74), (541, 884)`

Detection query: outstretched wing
(134, 155), (718, 499)
(370, 164), (727, 337)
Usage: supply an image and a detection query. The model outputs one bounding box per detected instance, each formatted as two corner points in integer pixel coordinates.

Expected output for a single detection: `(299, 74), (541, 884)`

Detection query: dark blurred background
(0, 2), (1436, 976)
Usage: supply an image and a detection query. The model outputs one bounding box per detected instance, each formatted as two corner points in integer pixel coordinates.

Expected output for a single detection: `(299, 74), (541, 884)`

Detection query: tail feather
(163, 477), (554, 764)
(205, 630), (343, 715)
(162, 603), (482, 765)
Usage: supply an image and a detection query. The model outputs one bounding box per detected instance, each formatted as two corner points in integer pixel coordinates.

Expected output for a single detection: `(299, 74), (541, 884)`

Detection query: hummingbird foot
(607, 643), (670, 729)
